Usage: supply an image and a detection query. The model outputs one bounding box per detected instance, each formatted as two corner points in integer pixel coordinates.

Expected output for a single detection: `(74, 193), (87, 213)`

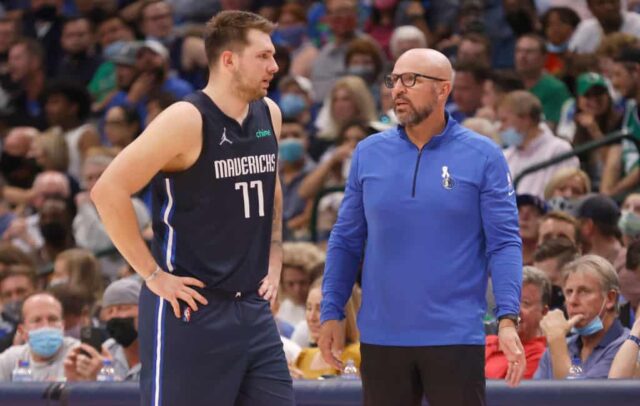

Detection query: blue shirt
(534, 320), (629, 379)
(321, 114), (522, 346)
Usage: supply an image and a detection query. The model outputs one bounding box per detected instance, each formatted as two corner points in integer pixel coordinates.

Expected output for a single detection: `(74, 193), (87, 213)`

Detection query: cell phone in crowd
(80, 326), (109, 354)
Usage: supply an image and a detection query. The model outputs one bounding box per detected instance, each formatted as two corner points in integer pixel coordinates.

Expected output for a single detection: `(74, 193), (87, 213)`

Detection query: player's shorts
(139, 284), (294, 406)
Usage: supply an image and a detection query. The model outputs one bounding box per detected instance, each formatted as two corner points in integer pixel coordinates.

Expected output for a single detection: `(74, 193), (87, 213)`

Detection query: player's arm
(259, 97), (283, 303)
(91, 101), (208, 317)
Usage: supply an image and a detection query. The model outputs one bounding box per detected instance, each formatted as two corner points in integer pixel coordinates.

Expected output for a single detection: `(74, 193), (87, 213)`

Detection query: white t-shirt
(569, 11), (640, 53)
(0, 337), (79, 382)
(276, 298), (306, 327)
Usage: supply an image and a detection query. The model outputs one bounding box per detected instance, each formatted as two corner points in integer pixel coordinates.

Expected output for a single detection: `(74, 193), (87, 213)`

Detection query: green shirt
(88, 61), (116, 103)
(529, 73), (572, 124)
(622, 99), (640, 174)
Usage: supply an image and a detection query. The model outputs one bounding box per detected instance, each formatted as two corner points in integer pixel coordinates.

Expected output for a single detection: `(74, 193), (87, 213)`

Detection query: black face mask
(106, 317), (138, 348)
(33, 5), (58, 22)
(39, 222), (68, 244)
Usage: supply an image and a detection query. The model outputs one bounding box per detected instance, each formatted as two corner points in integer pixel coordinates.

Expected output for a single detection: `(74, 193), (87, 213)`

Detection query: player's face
(233, 29), (278, 101)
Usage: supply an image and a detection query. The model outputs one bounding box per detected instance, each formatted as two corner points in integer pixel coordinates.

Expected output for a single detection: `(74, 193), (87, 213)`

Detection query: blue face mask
(618, 210), (640, 239)
(279, 139), (305, 163)
(546, 41), (569, 54)
(28, 327), (64, 358)
(500, 127), (524, 148)
(279, 94), (307, 119)
(571, 299), (607, 337)
(274, 25), (306, 50)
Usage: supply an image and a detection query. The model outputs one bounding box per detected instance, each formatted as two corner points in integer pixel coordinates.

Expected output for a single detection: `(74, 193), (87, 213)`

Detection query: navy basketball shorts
(139, 284), (294, 406)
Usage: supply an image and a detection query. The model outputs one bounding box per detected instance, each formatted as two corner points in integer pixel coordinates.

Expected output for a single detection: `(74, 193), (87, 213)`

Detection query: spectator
(314, 76), (376, 145)
(535, 255), (629, 379)
(50, 248), (103, 302)
(65, 277), (142, 381)
(95, 14), (135, 50)
(47, 284), (93, 340)
(388, 25), (427, 63)
(448, 60), (489, 122)
(456, 32), (492, 67)
(177, 28), (208, 90)
(344, 37), (385, 103)
(595, 32), (638, 86)
(310, 0), (369, 103)
(0, 264), (36, 350)
(139, 0), (183, 70)
(619, 239), (640, 329)
(517, 194), (548, 265)
(514, 34), (572, 127)
(544, 167), (592, 211)
(277, 75), (316, 135)
(279, 242), (324, 327)
(573, 193), (624, 270)
(477, 70), (524, 124)
(104, 105), (141, 149)
(533, 236), (580, 310)
(42, 79), (101, 181)
(500, 90), (579, 198)
(569, 0), (640, 54)
(0, 292), (79, 381)
(279, 120), (316, 242)
(21, 0), (65, 76)
(274, 3), (318, 79)
(56, 17), (102, 85)
(0, 126), (41, 189)
(3, 39), (48, 129)
(486, 266), (550, 380)
(0, 17), (18, 76)
(462, 117), (500, 145)
(37, 197), (76, 269)
(609, 45), (639, 105)
(28, 128), (69, 174)
(541, 7), (581, 76)
(293, 278), (360, 379)
(537, 211), (581, 247)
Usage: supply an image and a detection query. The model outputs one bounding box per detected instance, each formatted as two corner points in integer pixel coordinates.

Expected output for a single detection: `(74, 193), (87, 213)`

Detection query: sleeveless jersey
(150, 91), (278, 291)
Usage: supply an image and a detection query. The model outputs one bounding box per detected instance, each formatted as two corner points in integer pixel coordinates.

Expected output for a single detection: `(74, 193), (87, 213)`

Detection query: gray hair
(523, 266), (551, 307)
(561, 254), (620, 312)
(389, 25), (427, 60)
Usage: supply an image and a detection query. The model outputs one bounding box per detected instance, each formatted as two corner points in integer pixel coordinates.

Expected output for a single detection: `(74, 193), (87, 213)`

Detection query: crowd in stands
(0, 0), (639, 384)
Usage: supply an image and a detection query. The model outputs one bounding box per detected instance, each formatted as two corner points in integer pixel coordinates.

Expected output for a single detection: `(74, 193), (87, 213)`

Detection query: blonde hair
(462, 117), (500, 144)
(317, 76), (377, 141)
(310, 277), (360, 344)
(35, 128), (69, 172)
(56, 249), (104, 301)
(561, 254), (620, 312)
(543, 167), (591, 200)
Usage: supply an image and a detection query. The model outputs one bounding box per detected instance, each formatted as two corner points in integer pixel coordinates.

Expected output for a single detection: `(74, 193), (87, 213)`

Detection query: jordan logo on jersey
(219, 127), (232, 145)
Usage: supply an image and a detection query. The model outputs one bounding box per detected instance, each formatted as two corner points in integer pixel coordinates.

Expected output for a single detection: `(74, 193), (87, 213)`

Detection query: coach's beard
(395, 101), (434, 127)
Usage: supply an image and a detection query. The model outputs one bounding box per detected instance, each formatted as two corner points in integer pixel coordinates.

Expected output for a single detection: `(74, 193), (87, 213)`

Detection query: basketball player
(91, 11), (293, 406)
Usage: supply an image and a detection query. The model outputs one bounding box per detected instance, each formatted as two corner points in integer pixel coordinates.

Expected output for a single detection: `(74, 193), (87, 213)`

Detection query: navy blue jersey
(150, 91), (278, 291)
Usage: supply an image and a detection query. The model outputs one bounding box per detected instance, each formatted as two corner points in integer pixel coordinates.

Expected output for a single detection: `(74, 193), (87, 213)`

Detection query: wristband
(145, 266), (162, 283)
(628, 334), (640, 348)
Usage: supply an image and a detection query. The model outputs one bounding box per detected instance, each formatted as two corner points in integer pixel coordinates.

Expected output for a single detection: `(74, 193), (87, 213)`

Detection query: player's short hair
(203, 10), (275, 68)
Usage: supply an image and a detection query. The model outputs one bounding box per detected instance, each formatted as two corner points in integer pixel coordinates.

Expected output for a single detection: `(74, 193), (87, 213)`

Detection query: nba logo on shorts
(183, 307), (191, 323)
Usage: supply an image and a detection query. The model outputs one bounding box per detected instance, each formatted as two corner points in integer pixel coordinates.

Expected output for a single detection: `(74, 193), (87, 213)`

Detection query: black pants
(360, 343), (486, 406)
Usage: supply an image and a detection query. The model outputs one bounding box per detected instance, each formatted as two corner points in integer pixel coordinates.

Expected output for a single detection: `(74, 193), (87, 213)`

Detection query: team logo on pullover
(442, 166), (454, 190)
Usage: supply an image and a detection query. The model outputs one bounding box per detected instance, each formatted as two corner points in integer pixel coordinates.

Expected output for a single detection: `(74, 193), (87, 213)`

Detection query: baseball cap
(138, 39), (169, 61)
(516, 194), (548, 215)
(102, 277), (142, 308)
(278, 75), (314, 99)
(576, 72), (608, 97)
(105, 41), (140, 66)
(571, 194), (620, 226)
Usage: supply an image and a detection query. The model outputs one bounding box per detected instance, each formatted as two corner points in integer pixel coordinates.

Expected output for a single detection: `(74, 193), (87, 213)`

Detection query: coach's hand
(498, 323), (526, 387)
(146, 270), (208, 318)
(318, 319), (345, 370)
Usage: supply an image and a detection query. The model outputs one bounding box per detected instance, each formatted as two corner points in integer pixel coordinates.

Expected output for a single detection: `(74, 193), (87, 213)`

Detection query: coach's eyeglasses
(384, 72), (448, 89)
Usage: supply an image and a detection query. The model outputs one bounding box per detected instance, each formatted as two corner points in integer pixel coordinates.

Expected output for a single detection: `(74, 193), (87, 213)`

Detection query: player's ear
(221, 50), (236, 70)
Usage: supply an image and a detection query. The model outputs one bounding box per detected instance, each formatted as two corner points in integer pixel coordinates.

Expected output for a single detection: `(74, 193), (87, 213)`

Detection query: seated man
(535, 255), (629, 379)
(533, 237), (580, 310)
(65, 277), (142, 381)
(486, 266), (549, 379)
(0, 293), (79, 381)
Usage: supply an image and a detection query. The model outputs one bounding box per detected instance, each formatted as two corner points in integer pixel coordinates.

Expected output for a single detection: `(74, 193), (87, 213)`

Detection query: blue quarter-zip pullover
(321, 115), (522, 346)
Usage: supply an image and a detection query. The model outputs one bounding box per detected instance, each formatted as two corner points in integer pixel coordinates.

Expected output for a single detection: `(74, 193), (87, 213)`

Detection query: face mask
(546, 42), (568, 54)
(2, 300), (23, 323)
(619, 210), (640, 239)
(546, 196), (579, 213)
(39, 222), (67, 244)
(33, 5), (58, 21)
(65, 324), (82, 340)
(346, 65), (376, 83)
(500, 127), (524, 148)
(106, 317), (138, 348)
(279, 139), (305, 163)
(274, 25), (306, 50)
(48, 277), (69, 288)
(571, 298), (607, 337)
(279, 94), (306, 119)
(28, 327), (64, 358)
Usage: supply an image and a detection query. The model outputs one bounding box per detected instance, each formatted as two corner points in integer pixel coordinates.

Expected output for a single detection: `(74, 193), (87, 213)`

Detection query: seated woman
(294, 278), (361, 379)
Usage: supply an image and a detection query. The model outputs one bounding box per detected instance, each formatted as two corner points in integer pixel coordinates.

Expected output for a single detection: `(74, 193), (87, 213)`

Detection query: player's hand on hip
(146, 270), (208, 318)
(498, 325), (526, 387)
(258, 273), (279, 305)
(318, 319), (345, 370)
